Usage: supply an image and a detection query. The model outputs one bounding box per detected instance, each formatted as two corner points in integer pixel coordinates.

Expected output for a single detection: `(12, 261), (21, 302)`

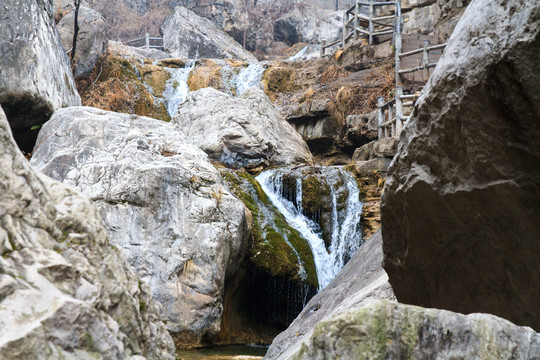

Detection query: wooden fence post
(422, 39), (430, 82)
(388, 102), (395, 137)
(377, 96), (385, 140)
(145, 33), (150, 49)
(320, 40), (326, 57)
(395, 0), (402, 87)
(354, 0), (360, 40)
(395, 86), (403, 136)
(368, 0), (374, 45)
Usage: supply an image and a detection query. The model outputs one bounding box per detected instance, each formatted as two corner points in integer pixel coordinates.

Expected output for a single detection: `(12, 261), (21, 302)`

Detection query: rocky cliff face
(382, 0), (540, 331)
(160, 6), (257, 62)
(0, 0), (81, 153)
(0, 105), (174, 359)
(30, 106), (251, 348)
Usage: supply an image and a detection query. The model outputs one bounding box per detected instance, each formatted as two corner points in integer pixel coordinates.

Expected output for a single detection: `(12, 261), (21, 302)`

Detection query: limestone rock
(175, 87), (313, 168)
(341, 112), (379, 152)
(382, 0), (540, 331)
(353, 137), (398, 161)
(30, 107), (251, 347)
(290, 300), (540, 359)
(160, 6), (256, 62)
(273, 5), (342, 46)
(0, 0), (81, 148)
(0, 105), (174, 359)
(108, 40), (170, 61)
(57, 6), (108, 79)
(337, 39), (394, 72)
(264, 231), (395, 359)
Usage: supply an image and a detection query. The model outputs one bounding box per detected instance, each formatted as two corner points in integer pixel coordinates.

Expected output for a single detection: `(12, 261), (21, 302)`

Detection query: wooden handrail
(399, 43), (447, 58)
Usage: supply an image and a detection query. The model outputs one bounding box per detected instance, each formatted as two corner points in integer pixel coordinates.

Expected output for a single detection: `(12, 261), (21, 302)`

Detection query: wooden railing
(124, 33), (164, 50)
(320, 0), (396, 57)
(377, 0), (447, 140)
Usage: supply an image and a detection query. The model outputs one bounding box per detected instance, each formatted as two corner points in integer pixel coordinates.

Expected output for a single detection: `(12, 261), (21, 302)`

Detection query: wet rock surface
(30, 107), (251, 348)
(0, 105), (174, 359)
(0, 0), (81, 152)
(382, 0), (540, 331)
(175, 87), (313, 168)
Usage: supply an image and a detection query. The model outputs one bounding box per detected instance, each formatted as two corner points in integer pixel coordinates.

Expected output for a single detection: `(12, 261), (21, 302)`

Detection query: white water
(256, 167), (363, 290)
(235, 63), (265, 96)
(162, 60), (196, 118)
(288, 46), (308, 61)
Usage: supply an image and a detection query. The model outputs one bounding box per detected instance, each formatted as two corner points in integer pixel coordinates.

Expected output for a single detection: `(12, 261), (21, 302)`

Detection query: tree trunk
(71, 0), (82, 63)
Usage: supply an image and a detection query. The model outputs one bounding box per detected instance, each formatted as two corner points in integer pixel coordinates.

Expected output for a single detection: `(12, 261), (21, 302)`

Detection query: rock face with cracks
(290, 300), (540, 359)
(160, 6), (256, 62)
(0, 0), (81, 141)
(0, 105), (174, 359)
(30, 107), (251, 348)
(57, 6), (108, 80)
(175, 87), (313, 168)
(382, 0), (540, 331)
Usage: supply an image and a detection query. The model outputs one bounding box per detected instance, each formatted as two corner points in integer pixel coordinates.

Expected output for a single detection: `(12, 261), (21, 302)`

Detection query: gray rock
(352, 137), (398, 161)
(264, 231), (395, 359)
(30, 106), (251, 347)
(108, 41), (171, 61)
(0, 0), (80, 136)
(341, 111), (379, 151)
(382, 0), (540, 331)
(0, 105), (174, 359)
(290, 300), (540, 359)
(160, 6), (256, 62)
(123, 0), (149, 14)
(57, 6), (108, 79)
(352, 158), (392, 176)
(175, 87), (313, 168)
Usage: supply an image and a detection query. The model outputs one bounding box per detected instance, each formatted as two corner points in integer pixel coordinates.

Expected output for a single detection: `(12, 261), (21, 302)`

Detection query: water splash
(288, 46), (308, 61)
(256, 166), (363, 290)
(162, 60), (196, 118)
(235, 63), (265, 96)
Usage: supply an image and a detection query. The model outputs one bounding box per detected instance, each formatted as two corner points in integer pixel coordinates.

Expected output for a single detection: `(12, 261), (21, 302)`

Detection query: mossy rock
(137, 63), (171, 98)
(157, 58), (186, 68)
(262, 66), (298, 100)
(188, 62), (224, 92)
(221, 170), (318, 288)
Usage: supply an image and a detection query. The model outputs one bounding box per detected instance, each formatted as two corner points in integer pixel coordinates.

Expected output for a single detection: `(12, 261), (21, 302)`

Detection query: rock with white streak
(31, 106), (251, 347)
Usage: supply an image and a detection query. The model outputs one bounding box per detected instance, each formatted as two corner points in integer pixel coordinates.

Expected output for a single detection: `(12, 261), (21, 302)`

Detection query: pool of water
(177, 345), (268, 360)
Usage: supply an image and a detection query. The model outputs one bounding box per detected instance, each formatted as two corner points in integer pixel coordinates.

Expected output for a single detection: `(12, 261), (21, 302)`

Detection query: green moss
(221, 170), (318, 288)
(302, 176), (331, 214)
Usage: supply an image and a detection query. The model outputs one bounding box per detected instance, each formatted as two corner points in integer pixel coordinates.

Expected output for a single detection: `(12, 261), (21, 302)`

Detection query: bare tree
(71, 0), (83, 63)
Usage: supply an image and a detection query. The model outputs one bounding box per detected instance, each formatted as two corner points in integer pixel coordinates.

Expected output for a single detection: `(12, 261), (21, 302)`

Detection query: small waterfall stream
(234, 63), (265, 95)
(162, 60), (196, 118)
(256, 166), (363, 290)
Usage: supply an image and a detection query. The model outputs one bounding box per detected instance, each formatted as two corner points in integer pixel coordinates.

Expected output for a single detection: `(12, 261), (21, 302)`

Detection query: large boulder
(290, 300), (540, 359)
(160, 6), (256, 62)
(0, 105), (174, 359)
(57, 6), (108, 80)
(0, 0), (81, 152)
(264, 231), (395, 359)
(382, 0), (540, 331)
(30, 107), (251, 347)
(175, 87), (313, 168)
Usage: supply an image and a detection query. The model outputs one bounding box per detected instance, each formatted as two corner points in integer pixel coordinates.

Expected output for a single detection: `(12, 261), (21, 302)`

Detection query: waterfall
(162, 60), (196, 118)
(288, 46), (308, 61)
(256, 166), (363, 290)
(235, 63), (265, 96)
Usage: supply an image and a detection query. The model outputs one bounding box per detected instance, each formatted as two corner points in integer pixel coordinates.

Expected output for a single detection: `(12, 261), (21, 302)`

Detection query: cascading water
(288, 45), (308, 61)
(235, 63), (265, 96)
(162, 60), (196, 117)
(256, 166), (363, 290)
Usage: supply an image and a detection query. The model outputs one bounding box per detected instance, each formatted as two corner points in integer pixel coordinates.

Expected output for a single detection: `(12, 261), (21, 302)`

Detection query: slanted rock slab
(31, 106), (251, 348)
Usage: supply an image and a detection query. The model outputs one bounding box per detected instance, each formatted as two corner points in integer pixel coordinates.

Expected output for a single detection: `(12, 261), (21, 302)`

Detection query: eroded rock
(290, 300), (540, 359)
(30, 106), (251, 348)
(0, 0), (81, 152)
(175, 87), (313, 168)
(0, 105), (174, 359)
(382, 0), (540, 331)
